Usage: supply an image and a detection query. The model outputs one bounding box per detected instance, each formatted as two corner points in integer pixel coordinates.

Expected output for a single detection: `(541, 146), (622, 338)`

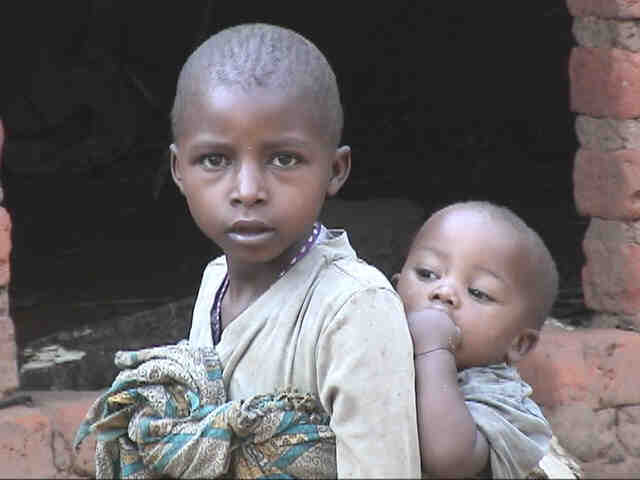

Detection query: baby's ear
(506, 328), (539, 365)
(391, 273), (400, 288)
(169, 144), (184, 195)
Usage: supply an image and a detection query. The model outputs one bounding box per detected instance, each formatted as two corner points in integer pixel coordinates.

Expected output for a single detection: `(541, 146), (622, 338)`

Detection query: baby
(394, 200), (556, 478)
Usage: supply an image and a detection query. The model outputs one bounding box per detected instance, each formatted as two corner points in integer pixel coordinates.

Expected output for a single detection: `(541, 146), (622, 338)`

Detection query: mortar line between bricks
(593, 401), (640, 412)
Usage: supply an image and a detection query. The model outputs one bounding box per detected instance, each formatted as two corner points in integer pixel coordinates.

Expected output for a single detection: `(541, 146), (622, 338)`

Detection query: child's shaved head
(171, 23), (343, 146)
(427, 201), (559, 329)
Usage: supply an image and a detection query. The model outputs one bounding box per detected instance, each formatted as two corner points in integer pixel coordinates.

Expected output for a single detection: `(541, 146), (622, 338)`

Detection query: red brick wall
(0, 118), (17, 397)
(569, 0), (640, 329)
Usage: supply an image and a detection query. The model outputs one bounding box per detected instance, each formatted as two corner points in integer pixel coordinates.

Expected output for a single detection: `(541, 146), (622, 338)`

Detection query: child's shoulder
(324, 254), (392, 291)
(309, 230), (403, 317)
(303, 229), (407, 337)
(316, 228), (395, 291)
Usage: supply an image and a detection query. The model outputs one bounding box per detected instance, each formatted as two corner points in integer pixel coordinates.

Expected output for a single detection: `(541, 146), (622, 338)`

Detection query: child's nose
(428, 283), (460, 309)
(230, 161), (267, 206)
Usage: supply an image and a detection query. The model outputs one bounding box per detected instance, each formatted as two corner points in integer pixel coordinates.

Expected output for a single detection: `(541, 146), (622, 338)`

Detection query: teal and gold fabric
(73, 341), (336, 479)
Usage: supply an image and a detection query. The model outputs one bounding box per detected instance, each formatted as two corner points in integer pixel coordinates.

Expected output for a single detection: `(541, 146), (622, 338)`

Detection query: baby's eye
(415, 268), (438, 281)
(198, 154), (229, 170)
(271, 153), (300, 168)
(469, 288), (494, 302)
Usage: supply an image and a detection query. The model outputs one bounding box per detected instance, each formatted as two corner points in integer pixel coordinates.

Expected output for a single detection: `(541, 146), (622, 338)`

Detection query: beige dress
(189, 229), (422, 478)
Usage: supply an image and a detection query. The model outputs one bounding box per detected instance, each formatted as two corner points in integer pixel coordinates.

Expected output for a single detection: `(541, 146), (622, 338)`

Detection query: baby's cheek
(400, 287), (429, 314)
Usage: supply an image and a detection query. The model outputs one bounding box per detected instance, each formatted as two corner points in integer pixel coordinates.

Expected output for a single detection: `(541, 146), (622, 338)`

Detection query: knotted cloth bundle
(73, 341), (336, 479)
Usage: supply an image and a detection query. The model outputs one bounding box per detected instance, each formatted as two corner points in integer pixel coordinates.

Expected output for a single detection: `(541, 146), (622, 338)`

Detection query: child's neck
(220, 267), (275, 327)
(221, 223), (322, 327)
(227, 259), (282, 298)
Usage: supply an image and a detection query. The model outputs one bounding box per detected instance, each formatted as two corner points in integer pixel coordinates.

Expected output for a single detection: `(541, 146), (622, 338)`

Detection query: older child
(394, 201), (556, 478)
(171, 23), (420, 477)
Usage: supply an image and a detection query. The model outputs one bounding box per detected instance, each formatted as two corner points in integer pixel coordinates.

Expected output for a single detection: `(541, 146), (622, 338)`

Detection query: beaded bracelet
(414, 346), (454, 359)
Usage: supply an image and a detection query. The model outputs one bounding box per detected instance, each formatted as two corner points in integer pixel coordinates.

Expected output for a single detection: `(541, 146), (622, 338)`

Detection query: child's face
(395, 208), (537, 369)
(171, 85), (349, 269)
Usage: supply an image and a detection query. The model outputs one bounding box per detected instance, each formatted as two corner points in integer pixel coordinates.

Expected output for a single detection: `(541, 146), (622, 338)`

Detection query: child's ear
(391, 273), (400, 288)
(327, 145), (351, 196)
(169, 144), (184, 195)
(506, 328), (539, 365)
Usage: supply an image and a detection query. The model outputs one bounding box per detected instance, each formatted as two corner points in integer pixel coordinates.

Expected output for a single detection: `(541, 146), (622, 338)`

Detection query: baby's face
(395, 208), (536, 369)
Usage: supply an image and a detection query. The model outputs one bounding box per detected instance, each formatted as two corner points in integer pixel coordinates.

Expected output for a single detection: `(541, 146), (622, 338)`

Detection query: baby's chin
(456, 353), (508, 371)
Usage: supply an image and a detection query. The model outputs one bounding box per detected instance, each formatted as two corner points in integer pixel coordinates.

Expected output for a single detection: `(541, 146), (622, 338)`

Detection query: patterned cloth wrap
(73, 341), (336, 479)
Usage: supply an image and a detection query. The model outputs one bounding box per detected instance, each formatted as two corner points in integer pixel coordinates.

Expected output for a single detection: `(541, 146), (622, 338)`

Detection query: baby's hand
(406, 308), (461, 357)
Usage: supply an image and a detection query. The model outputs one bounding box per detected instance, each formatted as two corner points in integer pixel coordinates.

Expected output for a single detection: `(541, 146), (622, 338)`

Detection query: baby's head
(168, 24), (350, 266)
(395, 201), (558, 369)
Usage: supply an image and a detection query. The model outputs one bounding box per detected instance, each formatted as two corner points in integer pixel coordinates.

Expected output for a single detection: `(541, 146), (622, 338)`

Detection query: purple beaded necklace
(210, 222), (322, 345)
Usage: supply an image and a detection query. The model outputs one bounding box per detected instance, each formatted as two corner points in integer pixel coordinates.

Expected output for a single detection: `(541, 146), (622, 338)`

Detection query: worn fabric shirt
(459, 363), (552, 478)
(189, 229), (422, 478)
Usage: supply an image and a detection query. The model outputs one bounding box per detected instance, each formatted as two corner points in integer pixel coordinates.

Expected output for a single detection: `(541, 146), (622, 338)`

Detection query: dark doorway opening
(0, 2), (584, 348)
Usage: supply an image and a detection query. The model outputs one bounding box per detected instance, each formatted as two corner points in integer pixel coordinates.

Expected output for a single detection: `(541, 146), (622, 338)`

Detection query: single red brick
(0, 406), (57, 478)
(0, 362), (18, 397)
(543, 404), (617, 464)
(518, 326), (640, 410)
(0, 208), (12, 286)
(0, 289), (8, 319)
(581, 457), (640, 479)
(573, 148), (640, 219)
(0, 333), (16, 356)
(575, 115), (640, 151)
(0, 307), (14, 344)
(0, 263), (10, 288)
(581, 217), (640, 314)
(583, 244), (640, 314)
(0, 314), (18, 396)
(617, 405), (640, 457)
(0, 206), (11, 233)
(33, 390), (103, 478)
(568, 0), (640, 18)
(570, 47), (640, 118)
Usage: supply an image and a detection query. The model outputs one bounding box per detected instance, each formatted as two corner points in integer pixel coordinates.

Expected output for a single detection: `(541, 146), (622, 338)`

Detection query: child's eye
(271, 153), (300, 168)
(415, 268), (438, 281)
(468, 288), (494, 302)
(199, 154), (229, 170)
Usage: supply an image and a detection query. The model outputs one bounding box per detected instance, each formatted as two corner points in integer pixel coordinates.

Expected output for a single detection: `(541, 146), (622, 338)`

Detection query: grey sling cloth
(459, 363), (552, 478)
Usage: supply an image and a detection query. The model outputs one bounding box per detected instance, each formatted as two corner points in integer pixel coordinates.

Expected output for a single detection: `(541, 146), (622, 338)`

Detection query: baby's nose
(429, 284), (459, 308)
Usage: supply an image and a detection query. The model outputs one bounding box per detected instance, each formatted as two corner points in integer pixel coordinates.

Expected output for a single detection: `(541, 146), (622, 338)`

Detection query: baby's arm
(317, 287), (422, 478)
(408, 308), (490, 478)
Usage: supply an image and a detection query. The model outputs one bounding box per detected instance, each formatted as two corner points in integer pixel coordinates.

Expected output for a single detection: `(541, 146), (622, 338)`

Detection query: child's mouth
(227, 220), (275, 242)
